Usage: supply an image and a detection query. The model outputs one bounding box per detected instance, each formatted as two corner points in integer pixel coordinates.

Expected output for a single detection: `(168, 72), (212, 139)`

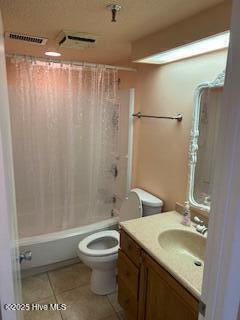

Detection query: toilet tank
(132, 188), (163, 216)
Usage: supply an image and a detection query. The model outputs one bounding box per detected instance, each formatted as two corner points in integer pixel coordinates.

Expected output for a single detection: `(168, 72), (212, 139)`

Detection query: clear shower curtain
(7, 58), (119, 238)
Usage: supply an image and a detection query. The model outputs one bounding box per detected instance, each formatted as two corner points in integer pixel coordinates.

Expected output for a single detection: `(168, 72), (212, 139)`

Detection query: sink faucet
(193, 216), (208, 235)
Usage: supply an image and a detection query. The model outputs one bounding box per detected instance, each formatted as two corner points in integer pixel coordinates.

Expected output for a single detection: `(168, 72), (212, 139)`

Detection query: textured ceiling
(0, 0), (225, 64)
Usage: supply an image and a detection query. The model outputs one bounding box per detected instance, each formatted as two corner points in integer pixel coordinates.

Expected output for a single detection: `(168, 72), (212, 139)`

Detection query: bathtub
(19, 217), (119, 272)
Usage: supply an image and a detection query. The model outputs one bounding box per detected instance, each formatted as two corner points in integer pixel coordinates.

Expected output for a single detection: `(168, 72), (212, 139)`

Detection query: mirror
(188, 72), (225, 212)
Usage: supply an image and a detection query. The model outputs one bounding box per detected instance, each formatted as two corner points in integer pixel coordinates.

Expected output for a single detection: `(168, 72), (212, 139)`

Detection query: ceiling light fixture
(45, 51), (61, 57)
(136, 31), (230, 65)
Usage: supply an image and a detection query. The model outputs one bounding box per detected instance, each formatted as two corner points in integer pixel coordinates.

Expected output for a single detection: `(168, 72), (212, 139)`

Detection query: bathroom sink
(158, 229), (206, 264)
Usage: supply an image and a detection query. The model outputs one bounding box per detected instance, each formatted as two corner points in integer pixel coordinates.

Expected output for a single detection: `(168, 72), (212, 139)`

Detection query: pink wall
(132, 50), (228, 211)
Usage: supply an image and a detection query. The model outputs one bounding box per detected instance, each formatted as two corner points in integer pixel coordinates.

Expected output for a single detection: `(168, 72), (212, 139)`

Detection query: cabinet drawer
(118, 250), (139, 298)
(120, 229), (141, 266)
(118, 278), (138, 320)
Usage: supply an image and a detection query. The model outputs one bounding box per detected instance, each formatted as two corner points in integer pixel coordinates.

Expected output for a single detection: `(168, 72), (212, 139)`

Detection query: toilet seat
(78, 230), (119, 257)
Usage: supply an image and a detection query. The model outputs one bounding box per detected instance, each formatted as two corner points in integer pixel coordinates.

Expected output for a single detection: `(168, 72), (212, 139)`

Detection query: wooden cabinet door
(142, 253), (199, 320)
(145, 267), (198, 320)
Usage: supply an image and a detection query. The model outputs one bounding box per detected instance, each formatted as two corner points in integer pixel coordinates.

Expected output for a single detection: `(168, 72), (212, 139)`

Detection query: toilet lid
(78, 230), (119, 257)
(119, 191), (143, 222)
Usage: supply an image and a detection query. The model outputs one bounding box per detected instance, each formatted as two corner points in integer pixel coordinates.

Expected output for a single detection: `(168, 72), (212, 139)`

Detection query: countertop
(120, 211), (204, 299)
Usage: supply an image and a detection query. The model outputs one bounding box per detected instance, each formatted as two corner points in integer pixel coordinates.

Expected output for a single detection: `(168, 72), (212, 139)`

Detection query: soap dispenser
(182, 201), (191, 226)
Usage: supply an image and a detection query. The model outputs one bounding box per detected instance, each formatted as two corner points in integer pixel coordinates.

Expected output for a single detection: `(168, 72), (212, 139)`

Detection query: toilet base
(90, 269), (116, 295)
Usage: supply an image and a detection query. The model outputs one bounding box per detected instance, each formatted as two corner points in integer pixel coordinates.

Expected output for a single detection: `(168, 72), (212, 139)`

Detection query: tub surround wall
(133, 50), (228, 211)
(115, 89), (135, 210)
(118, 71), (139, 192)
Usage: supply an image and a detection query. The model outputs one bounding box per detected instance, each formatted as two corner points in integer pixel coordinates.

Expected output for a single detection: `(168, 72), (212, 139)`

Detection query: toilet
(77, 188), (163, 295)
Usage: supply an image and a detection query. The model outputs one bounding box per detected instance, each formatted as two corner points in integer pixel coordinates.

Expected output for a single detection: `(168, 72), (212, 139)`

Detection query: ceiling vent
(57, 31), (98, 49)
(5, 32), (48, 45)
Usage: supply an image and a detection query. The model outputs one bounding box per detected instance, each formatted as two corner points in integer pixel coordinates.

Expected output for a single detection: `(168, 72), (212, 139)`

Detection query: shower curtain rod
(6, 54), (137, 72)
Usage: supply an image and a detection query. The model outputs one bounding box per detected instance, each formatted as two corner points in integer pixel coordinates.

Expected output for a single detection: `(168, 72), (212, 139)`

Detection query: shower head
(106, 4), (122, 22)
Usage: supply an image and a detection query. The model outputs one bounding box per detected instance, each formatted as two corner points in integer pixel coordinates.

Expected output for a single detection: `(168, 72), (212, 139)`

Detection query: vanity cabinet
(118, 229), (199, 320)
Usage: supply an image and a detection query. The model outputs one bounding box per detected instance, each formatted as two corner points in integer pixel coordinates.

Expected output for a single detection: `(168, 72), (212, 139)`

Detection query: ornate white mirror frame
(187, 71), (225, 212)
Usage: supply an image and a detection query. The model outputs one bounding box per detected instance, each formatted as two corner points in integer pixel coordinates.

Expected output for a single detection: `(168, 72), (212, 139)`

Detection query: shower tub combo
(7, 57), (134, 273)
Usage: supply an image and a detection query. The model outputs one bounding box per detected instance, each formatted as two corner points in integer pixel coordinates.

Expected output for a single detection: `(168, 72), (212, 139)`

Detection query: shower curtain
(7, 57), (119, 238)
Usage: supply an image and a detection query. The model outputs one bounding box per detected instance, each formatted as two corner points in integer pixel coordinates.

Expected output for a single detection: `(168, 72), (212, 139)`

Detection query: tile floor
(22, 263), (126, 320)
